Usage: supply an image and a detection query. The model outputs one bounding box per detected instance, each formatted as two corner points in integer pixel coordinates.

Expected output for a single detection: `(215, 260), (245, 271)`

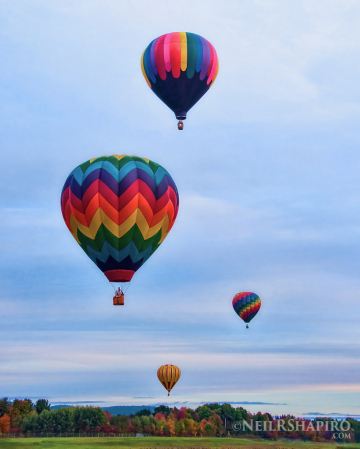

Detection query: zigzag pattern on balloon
(61, 155), (179, 282)
(232, 292), (261, 324)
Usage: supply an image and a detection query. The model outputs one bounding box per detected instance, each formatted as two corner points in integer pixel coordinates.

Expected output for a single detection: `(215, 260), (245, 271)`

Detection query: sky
(1, 0), (360, 417)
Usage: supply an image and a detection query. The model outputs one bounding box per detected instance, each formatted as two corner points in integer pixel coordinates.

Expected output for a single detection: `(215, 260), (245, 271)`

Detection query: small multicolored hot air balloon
(233, 292), (261, 328)
(61, 155), (179, 305)
(157, 364), (181, 396)
(141, 32), (219, 130)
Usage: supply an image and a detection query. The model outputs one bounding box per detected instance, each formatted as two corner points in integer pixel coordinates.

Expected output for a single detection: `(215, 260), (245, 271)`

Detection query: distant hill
(50, 405), (155, 416)
(50, 405), (74, 410)
(102, 406), (155, 416)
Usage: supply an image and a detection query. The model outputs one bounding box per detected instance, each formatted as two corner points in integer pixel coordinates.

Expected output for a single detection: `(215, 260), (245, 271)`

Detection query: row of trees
(109, 406), (223, 437)
(0, 398), (359, 442)
(21, 407), (107, 433)
(120, 404), (360, 442)
(0, 398), (107, 434)
(0, 398), (51, 433)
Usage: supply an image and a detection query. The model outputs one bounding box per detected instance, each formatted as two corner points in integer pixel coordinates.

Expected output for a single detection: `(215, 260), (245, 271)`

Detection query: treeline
(120, 404), (360, 442)
(0, 398), (360, 443)
(0, 399), (107, 434)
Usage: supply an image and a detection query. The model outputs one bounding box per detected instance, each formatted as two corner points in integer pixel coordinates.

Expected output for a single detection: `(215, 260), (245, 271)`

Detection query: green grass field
(0, 437), (359, 449)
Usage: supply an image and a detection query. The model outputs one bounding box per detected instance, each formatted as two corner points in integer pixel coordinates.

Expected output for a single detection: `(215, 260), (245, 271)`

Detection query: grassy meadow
(0, 437), (360, 449)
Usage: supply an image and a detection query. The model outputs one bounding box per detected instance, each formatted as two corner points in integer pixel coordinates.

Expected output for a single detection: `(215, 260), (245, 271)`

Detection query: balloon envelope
(233, 292), (261, 324)
(157, 364), (181, 395)
(141, 32), (219, 120)
(61, 155), (179, 283)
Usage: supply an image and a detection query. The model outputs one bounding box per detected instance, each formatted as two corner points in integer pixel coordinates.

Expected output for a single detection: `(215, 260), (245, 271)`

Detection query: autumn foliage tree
(7, 399), (33, 427)
(166, 413), (176, 437)
(0, 415), (11, 433)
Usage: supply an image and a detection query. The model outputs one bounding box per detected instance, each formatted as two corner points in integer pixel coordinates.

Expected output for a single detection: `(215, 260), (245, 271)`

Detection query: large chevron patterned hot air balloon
(157, 364), (181, 396)
(141, 32), (219, 129)
(61, 155), (179, 304)
(233, 292), (261, 329)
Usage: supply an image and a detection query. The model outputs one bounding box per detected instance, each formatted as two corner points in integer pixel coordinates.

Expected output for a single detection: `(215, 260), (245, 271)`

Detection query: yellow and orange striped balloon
(157, 364), (181, 396)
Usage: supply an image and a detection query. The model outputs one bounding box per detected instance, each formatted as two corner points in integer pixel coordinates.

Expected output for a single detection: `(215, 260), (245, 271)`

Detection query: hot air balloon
(61, 155), (179, 305)
(233, 292), (261, 328)
(157, 364), (181, 396)
(141, 32), (219, 130)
